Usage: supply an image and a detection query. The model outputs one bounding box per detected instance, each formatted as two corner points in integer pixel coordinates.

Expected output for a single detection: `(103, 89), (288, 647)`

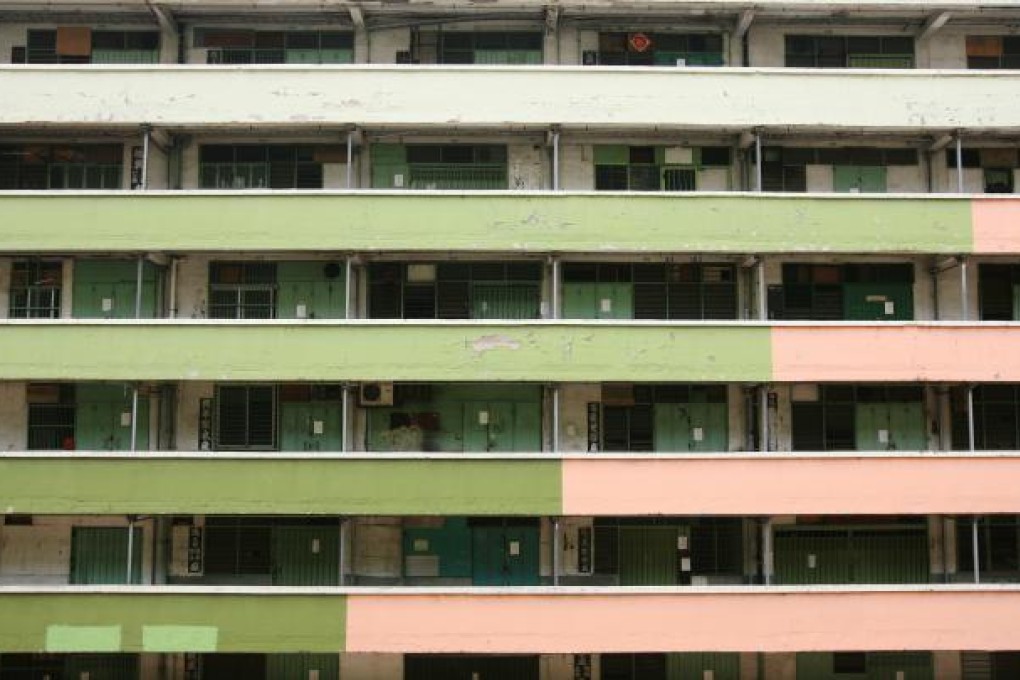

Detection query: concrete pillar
(762, 652), (797, 680)
(933, 651), (962, 680)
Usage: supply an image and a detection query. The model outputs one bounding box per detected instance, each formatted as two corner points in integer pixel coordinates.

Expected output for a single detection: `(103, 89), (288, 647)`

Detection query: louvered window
(215, 385), (277, 450)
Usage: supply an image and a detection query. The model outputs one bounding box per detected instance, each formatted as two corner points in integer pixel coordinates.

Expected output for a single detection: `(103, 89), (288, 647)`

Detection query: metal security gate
(774, 525), (928, 585)
(618, 526), (678, 586)
(797, 652), (933, 680)
(70, 527), (142, 585)
(265, 654), (339, 680)
(64, 654), (139, 680)
(271, 526), (339, 586)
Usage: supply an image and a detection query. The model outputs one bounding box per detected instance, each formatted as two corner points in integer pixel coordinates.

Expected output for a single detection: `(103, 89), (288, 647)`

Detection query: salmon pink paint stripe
(344, 591), (1020, 653)
(772, 325), (1020, 382)
(561, 456), (1020, 516)
(972, 199), (1020, 254)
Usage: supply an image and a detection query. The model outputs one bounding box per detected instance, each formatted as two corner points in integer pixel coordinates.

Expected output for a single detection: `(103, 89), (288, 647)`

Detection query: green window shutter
(70, 526), (142, 585)
(594, 145), (629, 165)
(271, 526), (339, 586)
(618, 525), (678, 585)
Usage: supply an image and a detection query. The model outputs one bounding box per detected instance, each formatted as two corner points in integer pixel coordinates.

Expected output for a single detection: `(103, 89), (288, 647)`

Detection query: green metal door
(855, 403), (892, 451)
(667, 653), (740, 680)
(73, 260), (158, 319)
(833, 166), (887, 193)
(266, 653), (339, 680)
(272, 526), (339, 586)
(851, 530), (928, 584)
(403, 517), (472, 579)
(796, 652), (933, 680)
(653, 403), (684, 452)
(70, 527), (142, 585)
(76, 383), (149, 451)
(64, 654), (139, 680)
(774, 531), (851, 585)
(371, 144), (409, 188)
(280, 402), (342, 452)
(470, 524), (539, 586)
(889, 402), (926, 451)
(561, 283), (632, 319)
(619, 526), (678, 586)
(653, 403), (727, 452)
(463, 402), (537, 452)
(276, 261), (346, 320)
(470, 283), (539, 319)
(843, 283), (914, 321)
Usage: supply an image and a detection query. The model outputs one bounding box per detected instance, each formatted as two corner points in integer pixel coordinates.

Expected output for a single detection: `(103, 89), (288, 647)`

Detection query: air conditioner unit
(359, 382), (394, 407)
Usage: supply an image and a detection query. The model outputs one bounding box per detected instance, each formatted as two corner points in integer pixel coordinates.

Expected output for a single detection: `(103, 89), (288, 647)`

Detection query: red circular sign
(628, 33), (652, 53)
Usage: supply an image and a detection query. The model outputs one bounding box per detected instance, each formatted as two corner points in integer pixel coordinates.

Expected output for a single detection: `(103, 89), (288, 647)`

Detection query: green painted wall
(0, 194), (973, 254)
(0, 323), (772, 383)
(0, 593), (346, 653)
(0, 457), (562, 515)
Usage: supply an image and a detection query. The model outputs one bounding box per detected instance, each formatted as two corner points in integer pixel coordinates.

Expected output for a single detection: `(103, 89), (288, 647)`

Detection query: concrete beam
(918, 11), (952, 41)
(734, 9), (754, 40)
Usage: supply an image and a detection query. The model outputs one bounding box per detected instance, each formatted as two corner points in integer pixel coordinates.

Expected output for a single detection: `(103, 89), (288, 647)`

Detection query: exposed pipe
(967, 384), (976, 452)
(551, 130), (561, 191)
(960, 256), (969, 320)
(754, 132), (763, 192)
(756, 259), (767, 320)
(955, 133), (964, 194)
(761, 519), (772, 585)
(344, 257), (355, 319)
(130, 386), (140, 452)
(552, 385), (561, 453)
(339, 518), (347, 586)
(930, 264), (940, 321)
(168, 256), (179, 319)
(141, 125), (151, 190)
(134, 256), (144, 318)
(552, 518), (561, 586)
(972, 515), (981, 584)
(341, 385), (351, 453)
(759, 385), (769, 453)
(346, 131), (355, 189)
(126, 518), (135, 584)
(550, 257), (561, 319)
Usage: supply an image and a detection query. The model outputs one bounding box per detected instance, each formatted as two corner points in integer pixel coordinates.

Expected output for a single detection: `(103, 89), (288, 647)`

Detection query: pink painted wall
(561, 456), (1020, 516)
(772, 326), (1020, 382)
(973, 199), (1020, 254)
(345, 590), (1020, 653)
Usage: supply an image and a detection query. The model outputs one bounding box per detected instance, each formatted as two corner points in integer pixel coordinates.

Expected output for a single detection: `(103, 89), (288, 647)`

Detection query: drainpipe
(341, 385), (351, 453)
(168, 256), (179, 319)
(551, 385), (561, 454)
(552, 518), (561, 586)
(141, 125), (151, 190)
(551, 129), (561, 191)
(344, 256), (355, 319)
(339, 517), (347, 586)
(550, 257), (561, 319)
(972, 515), (981, 584)
(346, 130), (355, 189)
(967, 384), (976, 452)
(126, 517), (135, 584)
(131, 256), (145, 452)
(930, 263), (940, 321)
(955, 133), (964, 194)
(761, 518), (772, 585)
(759, 385), (769, 453)
(756, 259), (767, 320)
(754, 131), (763, 192)
(960, 256), (969, 320)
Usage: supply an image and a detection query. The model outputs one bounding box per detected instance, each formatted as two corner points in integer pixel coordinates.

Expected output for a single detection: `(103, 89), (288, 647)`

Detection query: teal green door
(667, 653), (740, 680)
(618, 525), (678, 586)
(70, 526), (142, 584)
(843, 283), (914, 320)
(462, 402), (540, 452)
(266, 654), (339, 680)
(65, 654), (139, 680)
(76, 383), (149, 451)
(562, 283), (632, 319)
(774, 531), (851, 585)
(275, 261), (346, 320)
(280, 402), (343, 452)
(833, 166), (887, 193)
(653, 403), (727, 452)
(471, 523), (539, 586)
(272, 526), (339, 586)
(855, 403), (925, 451)
(73, 260), (159, 319)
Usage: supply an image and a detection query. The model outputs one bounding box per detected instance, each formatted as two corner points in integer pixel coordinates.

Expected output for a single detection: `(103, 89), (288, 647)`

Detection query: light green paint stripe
(142, 625), (217, 652)
(0, 323), (772, 383)
(45, 625), (121, 652)
(0, 458), (562, 515)
(0, 193), (973, 254)
(0, 594), (346, 653)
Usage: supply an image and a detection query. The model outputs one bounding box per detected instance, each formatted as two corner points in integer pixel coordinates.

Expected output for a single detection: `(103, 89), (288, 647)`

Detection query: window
(0, 144), (122, 190)
(952, 385), (1020, 450)
(214, 385), (277, 449)
(16, 28), (158, 64)
(790, 385), (924, 452)
(563, 263), (738, 320)
(372, 144), (509, 190)
(594, 145), (730, 192)
(966, 36), (1020, 69)
(595, 384), (727, 452)
(438, 31), (542, 64)
(368, 261), (542, 319)
(759, 146), (917, 193)
(978, 264), (1020, 320)
(203, 517), (272, 575)
(601, 653), (668, 680)
(833, 652), (867, 674)
(208, 262), (277, 319)
(199, 145), (337, 189)
(26, 383), (75, 450)
(197, 29), (353, 64)
(593, 517), (743, 580)
(10, 261), (61, 318)
(771, 262), (914, 321)
(785, 35), (914, 68)
(945, 148), (1018, 194)
(596, 32), (724, 66)
(957, 516), (1020, 577)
